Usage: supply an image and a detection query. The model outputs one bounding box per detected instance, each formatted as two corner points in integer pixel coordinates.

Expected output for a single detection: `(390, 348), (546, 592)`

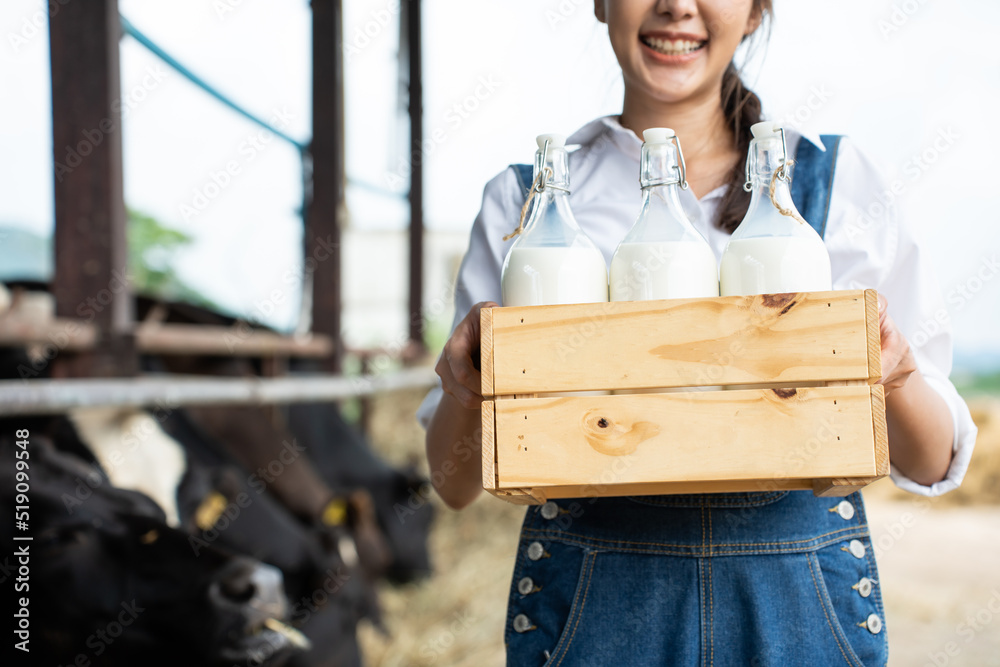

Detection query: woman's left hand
(877, 295), (918, 396)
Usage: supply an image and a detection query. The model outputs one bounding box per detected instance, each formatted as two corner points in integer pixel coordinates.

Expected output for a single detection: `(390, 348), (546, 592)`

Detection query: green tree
(127, 208), (217, 309)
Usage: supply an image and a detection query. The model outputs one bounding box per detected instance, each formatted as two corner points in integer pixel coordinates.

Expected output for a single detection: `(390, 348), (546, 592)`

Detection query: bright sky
(2, 0), (998, 366)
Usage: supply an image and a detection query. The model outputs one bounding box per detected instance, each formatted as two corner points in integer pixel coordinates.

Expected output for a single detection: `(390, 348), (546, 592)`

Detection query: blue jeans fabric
(504, 491), (888, 666)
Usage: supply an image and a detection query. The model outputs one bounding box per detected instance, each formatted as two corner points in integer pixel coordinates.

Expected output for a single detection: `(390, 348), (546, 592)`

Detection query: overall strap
(789, 134), (843, 240)
(512, 163), (534, 201)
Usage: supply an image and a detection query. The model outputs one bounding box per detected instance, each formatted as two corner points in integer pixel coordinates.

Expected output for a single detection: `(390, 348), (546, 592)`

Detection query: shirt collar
(567, 114), (642, 155)
(787, 126), (827, 151)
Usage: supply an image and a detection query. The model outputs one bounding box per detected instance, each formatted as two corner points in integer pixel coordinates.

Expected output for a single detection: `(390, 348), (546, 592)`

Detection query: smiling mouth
(640, 36), (707, 56)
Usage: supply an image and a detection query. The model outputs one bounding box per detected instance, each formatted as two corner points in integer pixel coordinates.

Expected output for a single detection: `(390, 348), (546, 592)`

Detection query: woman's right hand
(436, 301), (498, 410)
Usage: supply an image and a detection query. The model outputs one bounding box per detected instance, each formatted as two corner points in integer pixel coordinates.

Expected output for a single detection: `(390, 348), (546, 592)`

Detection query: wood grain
(480, 291), (888, 503)
(481, 400), (497, 490)
(813, 477), (881, 497)
(480, 306), (494, 398)
(488, 488), (546, 505)
(865, 288), (882, 382)
(498, 478), (818, 499)
(871, 383), (890, 476)
(488, 290), (872, 395)
(493, 386), (877, 489)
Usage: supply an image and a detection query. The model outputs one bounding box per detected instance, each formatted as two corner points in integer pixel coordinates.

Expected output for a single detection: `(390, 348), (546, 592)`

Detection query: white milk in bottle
(610, 128), (718, 301)
(719, 122), (831, 296)
(501, 134), (608, 307)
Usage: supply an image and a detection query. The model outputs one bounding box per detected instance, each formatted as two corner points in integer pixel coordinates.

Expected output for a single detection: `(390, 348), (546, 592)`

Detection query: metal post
(404, 0), (426, 352)
(308, 0), (345, 374)
(49, 0), (136, 378)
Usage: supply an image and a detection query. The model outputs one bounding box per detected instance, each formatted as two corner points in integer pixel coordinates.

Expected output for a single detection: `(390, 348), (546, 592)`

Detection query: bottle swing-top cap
(639, 127), (688, 190)
(749, 120), (782, 140)
(536, 133), (566, 149)
(641, 127), (676, 144)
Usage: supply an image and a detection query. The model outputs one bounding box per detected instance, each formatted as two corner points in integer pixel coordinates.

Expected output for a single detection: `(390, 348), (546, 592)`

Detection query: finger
(447, 329), (482, 394)
(451, 353), (482, 396)
(439, 357), (481, 407)
(454, 385), (481, 410)
(878, 294), (888, 323)
(469, 301), (499, 335)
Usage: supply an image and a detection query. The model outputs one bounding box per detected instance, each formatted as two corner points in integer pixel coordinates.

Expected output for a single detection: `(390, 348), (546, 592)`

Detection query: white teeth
(643, 37), (705, 55)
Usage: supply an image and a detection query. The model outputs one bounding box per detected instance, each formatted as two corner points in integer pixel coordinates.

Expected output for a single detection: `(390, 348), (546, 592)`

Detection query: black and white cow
(1, 348), (370, 666)
(0, 433), (308, 667)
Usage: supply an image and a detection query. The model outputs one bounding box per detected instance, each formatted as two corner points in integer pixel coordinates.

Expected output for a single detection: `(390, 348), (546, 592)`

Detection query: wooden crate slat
(813, 477), (882, 497)
(493, 478), (814, 500)
(492, 386), (877, 489)
(481, 400), (497, 490)
(871, 383), (890, 476)
(488, 290), (873, 395)
(864, 289), (882, 382)
(480, 306), (494, 397)
(491, 488), (547, 505)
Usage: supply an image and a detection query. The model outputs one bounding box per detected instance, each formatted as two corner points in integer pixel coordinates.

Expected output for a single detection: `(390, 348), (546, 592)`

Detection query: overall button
(518, 577), (536, 595)
(863, 613), (883, 634)
(513, 613), (535, 633)
(847, 539), (866, 559)
(854, 577), (873, 598)
(527, 541), (545, 561)
(836, 500), (855, 520)
(540, 501), (559, 520)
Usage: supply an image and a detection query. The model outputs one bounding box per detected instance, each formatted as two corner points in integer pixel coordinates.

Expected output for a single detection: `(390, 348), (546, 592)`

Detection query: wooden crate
(480, 289), (888, 505)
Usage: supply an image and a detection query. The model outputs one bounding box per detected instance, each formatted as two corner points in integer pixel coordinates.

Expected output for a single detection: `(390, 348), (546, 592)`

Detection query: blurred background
(1, 0), (998, 665)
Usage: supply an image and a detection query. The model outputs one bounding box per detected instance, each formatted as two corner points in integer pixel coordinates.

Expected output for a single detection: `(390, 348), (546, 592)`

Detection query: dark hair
(714, 2), (772, 234)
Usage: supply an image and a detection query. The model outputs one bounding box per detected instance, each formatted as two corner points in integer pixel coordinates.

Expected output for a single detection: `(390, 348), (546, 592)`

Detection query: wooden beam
(0, 316), (333, 358)
(0, 315), (97, 351)
(308, 0), (345, 373)
(135, 323), (332, 357)
(49, 0), (135, 378)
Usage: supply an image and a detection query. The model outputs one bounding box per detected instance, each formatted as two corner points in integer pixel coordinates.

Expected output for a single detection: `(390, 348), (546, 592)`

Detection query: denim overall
(504, 136), (890, 666)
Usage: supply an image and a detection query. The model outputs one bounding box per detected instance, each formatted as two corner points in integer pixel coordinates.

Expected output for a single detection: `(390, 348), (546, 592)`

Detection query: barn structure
(0, 2), (439, 666)
(0, 0), (436, 413)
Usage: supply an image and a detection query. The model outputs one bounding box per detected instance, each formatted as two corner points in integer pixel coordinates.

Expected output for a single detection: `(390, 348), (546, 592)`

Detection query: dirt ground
(357, 390), (1000, 667)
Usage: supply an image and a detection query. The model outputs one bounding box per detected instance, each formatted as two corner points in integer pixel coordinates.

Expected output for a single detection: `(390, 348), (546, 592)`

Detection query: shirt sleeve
(415, 167), (517, 430)
(824, 139), (977, 497)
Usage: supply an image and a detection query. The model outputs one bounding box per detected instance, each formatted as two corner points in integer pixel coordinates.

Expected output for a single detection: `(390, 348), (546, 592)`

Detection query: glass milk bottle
(719, 122), (832, 296)
(610, 128), (718, 301)
(501, 134), (608, 307)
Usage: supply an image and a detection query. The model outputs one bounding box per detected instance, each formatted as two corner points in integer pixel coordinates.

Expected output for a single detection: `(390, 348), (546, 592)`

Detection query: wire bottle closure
(640, 134), (690, 191)
(742, 126), (805, 224)
(504, 139), (570, 241)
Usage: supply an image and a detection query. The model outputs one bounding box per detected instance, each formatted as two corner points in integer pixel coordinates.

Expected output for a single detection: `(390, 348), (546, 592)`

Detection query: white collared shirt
(417, 115), (977, 497)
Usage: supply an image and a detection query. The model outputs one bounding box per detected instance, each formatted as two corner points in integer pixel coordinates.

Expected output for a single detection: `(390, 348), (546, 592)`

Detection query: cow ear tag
(194, 491), (228, 531)
(321, 497), (348, 526)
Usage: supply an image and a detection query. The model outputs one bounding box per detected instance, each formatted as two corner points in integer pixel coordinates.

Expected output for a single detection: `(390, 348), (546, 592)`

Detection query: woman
(418, 1), (977, 664)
